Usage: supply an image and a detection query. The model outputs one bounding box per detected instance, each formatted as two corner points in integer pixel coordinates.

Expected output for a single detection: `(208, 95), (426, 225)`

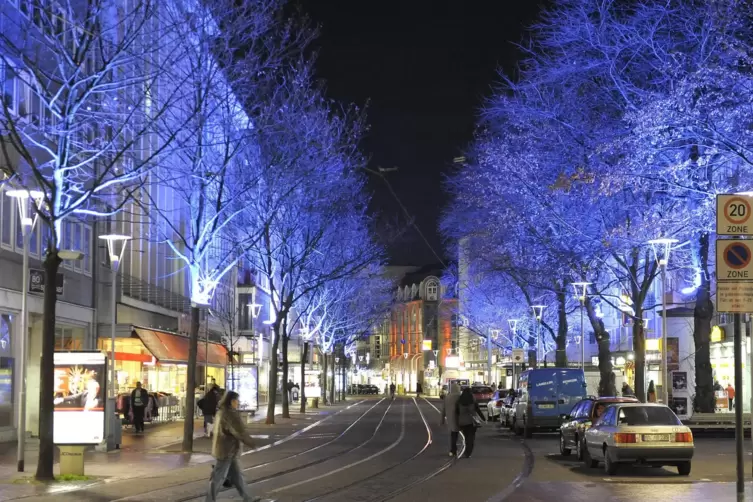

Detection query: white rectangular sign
(716, 240), (753, 281)
(717, 194), (753, 236)
(512, 348), (525, 363)
(53, 351), (107, 445)
(717, 282), (753, 313)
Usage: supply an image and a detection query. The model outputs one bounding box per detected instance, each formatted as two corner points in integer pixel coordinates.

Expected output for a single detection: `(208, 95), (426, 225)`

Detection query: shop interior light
(645, 338), (661, 352)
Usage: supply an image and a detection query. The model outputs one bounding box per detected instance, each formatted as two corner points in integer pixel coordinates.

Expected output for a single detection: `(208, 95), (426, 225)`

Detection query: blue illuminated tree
(0, 2), (188, 478)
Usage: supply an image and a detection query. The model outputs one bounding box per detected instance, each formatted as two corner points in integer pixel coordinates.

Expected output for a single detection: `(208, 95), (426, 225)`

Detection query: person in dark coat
(130, 382), (149, 433)
(441, 383), (461, 457)
(389, 382), (396, 399)
(199, 384), (220, 437)
(206, 391), (259, 502)
(416, 382), (423, 398)
(622, 382), (635, 397)
(456, 387), (484, 458)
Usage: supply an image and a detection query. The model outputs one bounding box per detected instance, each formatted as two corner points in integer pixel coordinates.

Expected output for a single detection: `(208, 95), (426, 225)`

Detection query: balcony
(121, 273), (192, 313)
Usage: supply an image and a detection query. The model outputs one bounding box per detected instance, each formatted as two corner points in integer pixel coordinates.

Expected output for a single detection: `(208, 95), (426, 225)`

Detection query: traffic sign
(717, 195), (753, 236)
(717, 240), (753, 281)
(717, 282), (753, 313)
(512, 348), (525, 363)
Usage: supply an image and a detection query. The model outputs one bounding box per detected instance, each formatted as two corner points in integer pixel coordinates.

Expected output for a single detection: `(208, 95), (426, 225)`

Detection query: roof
(606, 402), (669, 408)
(398, 263), (445, 287)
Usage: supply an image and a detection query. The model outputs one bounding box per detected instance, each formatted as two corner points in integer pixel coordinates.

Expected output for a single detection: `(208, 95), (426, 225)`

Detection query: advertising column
(53, 352), (107, 445)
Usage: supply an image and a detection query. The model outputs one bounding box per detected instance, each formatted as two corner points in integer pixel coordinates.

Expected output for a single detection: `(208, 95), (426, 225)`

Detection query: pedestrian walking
(389, 382), (396, 399)
(727, 383), (736, 410)
(198, 384), (220, 437)
(441, 383), (461, 457)
(621, 382), (635, 397)
(456, 387), (484, 458)
(206, 390), (260, 502)
(416, 382), (423, 399)
(647, 380), (657, 403)
(490, 382), (497, 392)
(130, 382), (148, 433)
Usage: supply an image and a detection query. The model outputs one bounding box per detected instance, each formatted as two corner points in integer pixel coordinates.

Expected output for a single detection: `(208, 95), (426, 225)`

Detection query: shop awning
(132, 327), (228, 367)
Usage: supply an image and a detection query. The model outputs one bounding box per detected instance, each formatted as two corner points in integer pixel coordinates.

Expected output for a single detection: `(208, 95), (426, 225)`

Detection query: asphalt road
(10, 397), (523, 502)
(504, 427), (753, 501)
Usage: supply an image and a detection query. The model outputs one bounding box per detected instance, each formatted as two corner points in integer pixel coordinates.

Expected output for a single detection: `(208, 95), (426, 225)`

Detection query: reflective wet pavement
(512, 481), (753, 501)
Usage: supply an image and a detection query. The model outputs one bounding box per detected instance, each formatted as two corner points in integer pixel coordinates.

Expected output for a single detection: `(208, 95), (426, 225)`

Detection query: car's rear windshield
(620, 406), (681, 426)
(472, 386), (493, 393)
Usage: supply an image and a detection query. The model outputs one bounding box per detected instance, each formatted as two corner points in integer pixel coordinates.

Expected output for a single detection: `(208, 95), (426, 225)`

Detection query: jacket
(441, 384), (461, 432)
(199, 388), (220, 416)
(211, 407), (255, 459)
(457, 399), (483, 427)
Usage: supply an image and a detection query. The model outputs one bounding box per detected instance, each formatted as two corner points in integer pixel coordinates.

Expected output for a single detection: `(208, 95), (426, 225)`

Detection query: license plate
(538, 403), (555, 409)
(642, 434), (669, 442)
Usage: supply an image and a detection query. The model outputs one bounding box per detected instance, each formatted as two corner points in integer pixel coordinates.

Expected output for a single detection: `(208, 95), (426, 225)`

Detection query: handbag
(472, 414), (483, 428)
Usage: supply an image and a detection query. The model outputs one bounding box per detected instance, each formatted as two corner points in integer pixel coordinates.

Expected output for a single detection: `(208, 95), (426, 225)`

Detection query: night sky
(299, 1), (545, 265)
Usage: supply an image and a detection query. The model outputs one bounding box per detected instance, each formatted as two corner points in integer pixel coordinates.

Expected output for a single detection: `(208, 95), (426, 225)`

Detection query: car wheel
(559, 433), (571, 456)
(583, 440), (598, 468)
(523, 415), (533, 439)
(604, 447), (618, 475)
(576, 435), (584, 461)
(677, 461), (691, 476)
(514, 418), (522, 436)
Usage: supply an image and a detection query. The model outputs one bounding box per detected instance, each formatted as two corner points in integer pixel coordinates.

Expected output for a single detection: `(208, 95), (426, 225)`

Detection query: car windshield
(472, 386), (493, 394)
(619, 406), (681, 426)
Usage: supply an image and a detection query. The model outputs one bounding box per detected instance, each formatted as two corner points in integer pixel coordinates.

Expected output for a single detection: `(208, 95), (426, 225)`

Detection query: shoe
(462, 454), (472, 458)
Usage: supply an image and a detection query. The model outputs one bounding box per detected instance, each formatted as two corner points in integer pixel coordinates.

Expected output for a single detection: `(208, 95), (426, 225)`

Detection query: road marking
(269, 399), (405, 493)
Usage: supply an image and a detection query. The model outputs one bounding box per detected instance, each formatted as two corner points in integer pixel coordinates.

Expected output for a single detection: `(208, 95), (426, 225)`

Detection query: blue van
(512, 368), (587, 437)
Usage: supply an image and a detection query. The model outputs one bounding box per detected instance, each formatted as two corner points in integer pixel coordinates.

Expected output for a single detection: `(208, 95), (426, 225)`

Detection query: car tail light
(495, 400), (503, 408)
(614, 433), (637, 444)
(675, 432), (693, 443)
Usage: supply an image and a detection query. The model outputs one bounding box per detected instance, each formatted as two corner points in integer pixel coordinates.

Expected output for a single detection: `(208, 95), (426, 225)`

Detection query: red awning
(132, 327), (228, 367)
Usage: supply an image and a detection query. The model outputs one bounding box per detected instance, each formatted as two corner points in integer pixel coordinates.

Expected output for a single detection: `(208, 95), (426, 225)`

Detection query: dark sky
(299, 1), (544, 265)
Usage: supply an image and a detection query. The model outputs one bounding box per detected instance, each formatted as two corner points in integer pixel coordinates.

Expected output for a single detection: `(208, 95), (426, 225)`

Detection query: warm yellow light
(711, 326), (724, 343)
(645, 338), (660, 352)
(422, 340), (432, 351)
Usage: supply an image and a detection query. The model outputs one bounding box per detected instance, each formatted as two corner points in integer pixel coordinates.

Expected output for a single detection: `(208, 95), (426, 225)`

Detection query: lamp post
(7, 189), (43, 472)
(531, 306), (546, 368)
(648, 238), (678, 405)
(99, 234), (130, 447)
(571, 282), (591, 372)
(508, 319), (519, 387)
(489, 329), (500, 385)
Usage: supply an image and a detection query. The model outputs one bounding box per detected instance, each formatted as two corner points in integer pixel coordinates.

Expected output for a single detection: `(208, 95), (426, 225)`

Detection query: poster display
(227, 364), (258, 412)
(670, 370), (691, 421)
(53, 351), (107, 444)
(667, 337), (680, 372)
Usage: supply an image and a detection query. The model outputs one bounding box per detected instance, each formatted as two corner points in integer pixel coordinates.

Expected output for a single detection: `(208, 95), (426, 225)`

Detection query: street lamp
(571, 282), (591, 372)
(489, 329), (500, 384)
(648, 237), (678, 404)
(531, 305), (546, 368)
(7, 189), (43, 472)
(508, 319), (519, 386)
(99, 233), (130, 447)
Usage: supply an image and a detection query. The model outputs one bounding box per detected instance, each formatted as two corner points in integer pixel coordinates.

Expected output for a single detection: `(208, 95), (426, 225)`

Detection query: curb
(485, 438), (535, 502)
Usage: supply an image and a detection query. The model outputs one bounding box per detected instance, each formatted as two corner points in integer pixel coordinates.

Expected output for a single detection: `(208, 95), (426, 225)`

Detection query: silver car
(583, 403), (694, 475)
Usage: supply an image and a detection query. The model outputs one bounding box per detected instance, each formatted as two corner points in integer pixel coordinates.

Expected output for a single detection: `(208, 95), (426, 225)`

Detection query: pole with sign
(716, 194), (753, 496)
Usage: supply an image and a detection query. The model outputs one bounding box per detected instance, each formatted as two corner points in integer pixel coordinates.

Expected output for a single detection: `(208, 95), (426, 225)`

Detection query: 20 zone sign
(717, 195), (753, 236)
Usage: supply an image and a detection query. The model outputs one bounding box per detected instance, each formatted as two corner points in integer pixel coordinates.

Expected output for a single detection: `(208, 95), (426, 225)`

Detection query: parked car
(582, 403), (694, 476)
(486, 389), (511, 421)
(513, 368), (587, 438)
(559, 396), (639, 460)
(471, 385), (494, 407)
(362, 384), (380, 395)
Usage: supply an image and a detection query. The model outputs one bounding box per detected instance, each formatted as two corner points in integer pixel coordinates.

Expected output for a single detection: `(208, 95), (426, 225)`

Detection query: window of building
(2, 63), (17, 113)
(0, 313), (14, 428)
(426, 281), (438, 301)
(1, 190), (13, 249)
(55, 326), (84, 350)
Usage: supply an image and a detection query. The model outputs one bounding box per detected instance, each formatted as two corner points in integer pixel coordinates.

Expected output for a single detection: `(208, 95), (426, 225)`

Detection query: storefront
(97, 326), (229, 411)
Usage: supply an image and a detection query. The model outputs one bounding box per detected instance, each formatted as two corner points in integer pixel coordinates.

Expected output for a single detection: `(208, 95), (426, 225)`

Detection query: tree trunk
(300, 342), (308, 413)
(585, 298), (615, 397)
(182, 305), (200, 452)
(35, 249), (62, 481)
(694, 231), (715, 412)
(555, 284), (568, 367)
(633, 305), (646, 403)
(281, 327), (290, 419)
(329, 352), (335, 404)
(322, 350), (328, 404)
(266, 323), (281, 424)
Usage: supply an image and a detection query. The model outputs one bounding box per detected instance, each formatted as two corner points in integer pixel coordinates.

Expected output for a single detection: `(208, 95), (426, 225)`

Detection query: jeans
(461, 424), (477, 457)
(205, 457), (254, 501)
(132, 406), (145, 432)
(729, 397), (735, 410)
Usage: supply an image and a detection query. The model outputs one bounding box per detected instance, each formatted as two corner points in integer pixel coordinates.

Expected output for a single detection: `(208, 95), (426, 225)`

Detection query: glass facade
(0, 314), (13, 428)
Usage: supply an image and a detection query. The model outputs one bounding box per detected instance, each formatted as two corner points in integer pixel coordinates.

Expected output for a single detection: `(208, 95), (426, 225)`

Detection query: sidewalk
(0, 403), (340, 501)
